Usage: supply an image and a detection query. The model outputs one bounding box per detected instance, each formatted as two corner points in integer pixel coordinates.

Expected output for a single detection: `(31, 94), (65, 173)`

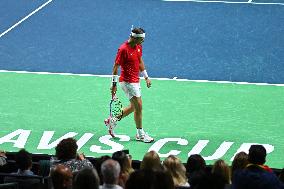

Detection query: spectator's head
(95, 155), (111, 185)
(186, 154), (206, 173)
(50, 164), (73, 189)
(126, 169), (154, 189)
(15, 149), (32, 171)
(248, 145), (266, 165)
(154, 170), (175, 189)
(125, 169), (174, 189)
(232, 151), (249, 174)
(163, 155), (188, 186)
(73, 167), (100, 189)
(112, 150), (133, 174)
(0, 150), (7, 166)
(55, 138), (78, 161)
(211, 159), (231, 184)
(140, 151), (163, 171)
(101, 159), (121, 185)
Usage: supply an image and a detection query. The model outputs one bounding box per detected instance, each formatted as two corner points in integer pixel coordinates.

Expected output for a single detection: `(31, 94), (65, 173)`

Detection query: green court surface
(0, 72), (284, 168)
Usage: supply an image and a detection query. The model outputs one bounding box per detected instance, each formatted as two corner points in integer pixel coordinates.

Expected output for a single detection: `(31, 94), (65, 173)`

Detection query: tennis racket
(109, 94), (123, 120)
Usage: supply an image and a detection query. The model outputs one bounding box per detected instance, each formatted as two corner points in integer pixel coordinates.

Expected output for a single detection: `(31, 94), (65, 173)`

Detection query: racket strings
(110, 98), (123, 120)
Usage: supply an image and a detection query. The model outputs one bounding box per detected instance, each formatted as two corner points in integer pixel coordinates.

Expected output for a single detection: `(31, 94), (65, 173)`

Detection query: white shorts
(120, 82), (141, 100)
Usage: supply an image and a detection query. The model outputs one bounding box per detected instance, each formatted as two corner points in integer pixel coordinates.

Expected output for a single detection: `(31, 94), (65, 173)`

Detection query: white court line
(162, 0), (284, 6)
(1, 70), (284, 87)
(0, 0), (53, 38)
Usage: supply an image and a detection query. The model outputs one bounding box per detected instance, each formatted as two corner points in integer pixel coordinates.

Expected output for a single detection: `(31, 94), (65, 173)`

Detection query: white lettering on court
(90, 135), (130, 153)
(37, 131), (78, 149)
(188, 140), (210, 156)
(188, 140), (234, 160)
(148, 138), (188, 157)
(203, 141), (234, 160)
(76, 133), (94, 150)
(0, 129), (31, 148)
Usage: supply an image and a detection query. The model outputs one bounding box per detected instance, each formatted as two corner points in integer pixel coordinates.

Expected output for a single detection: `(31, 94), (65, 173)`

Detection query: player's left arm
(139, 57), (151, 88)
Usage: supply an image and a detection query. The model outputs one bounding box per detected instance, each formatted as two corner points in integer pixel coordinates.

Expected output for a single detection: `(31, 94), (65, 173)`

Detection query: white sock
(137, 128), (145, 136)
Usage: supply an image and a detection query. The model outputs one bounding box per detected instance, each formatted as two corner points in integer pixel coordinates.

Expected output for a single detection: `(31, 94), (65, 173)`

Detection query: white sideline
(0, 0), (53, 38)
(1, 70), (284, 87)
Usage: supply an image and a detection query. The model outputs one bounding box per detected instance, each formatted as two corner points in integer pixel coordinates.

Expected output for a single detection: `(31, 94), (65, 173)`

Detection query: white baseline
(0, 0), (53, 38)
(0, 70), (284, 87)
(162, 0), (284, 6)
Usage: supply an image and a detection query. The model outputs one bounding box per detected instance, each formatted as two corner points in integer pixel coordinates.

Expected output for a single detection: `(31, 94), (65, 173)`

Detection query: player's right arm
(111, 62), (120, 97)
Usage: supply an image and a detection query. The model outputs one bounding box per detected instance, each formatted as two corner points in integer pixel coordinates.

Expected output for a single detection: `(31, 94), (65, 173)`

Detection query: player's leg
(130, 96), (142, 129)
(121, 103), (134, 118)
(131, 96), (154, 143)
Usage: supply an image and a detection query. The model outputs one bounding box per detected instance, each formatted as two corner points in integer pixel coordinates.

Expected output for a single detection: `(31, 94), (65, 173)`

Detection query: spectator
(163, 155), (190, 187)
(0, 150), (7, 166)
(100, 159), (123, 189)
(231, 152), (249, 180)
(140, 151), (163, 171)
(13, 149), (34, 175)
(95, 155), (111, 185)
(50, 164), (72, 189)
(279, 168), (284, 183)
(125, 169), (174, 189)
(186, 154), (208, 188)
(154, 170), (175, 189)
(73, 167), (100, 189)
(4, 149), (42, 189)
(112, 150), (134, 187)
(51, 138), (93, 172)
(211, 159), (231, 188)
(212, 159), (231, 184)
(232, 144), (284, 189)
(248, 145), (272, 172)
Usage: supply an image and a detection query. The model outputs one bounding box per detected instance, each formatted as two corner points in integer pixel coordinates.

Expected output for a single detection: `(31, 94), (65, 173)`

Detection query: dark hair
(186, 154), (206, 173)
(73, 167), (100, 189)
(131, 27), (145, 35)
(50, 164), (73, 189)
(279, 168), (284, 183)
(125, 169), (174, 189)
(15, 149), (32, 171)
(248, 145), (266, 165)
(55, 138), (78, 161)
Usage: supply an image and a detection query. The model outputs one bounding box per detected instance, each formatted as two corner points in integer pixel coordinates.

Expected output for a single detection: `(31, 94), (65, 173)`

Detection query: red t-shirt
(115, 41), (143, 83)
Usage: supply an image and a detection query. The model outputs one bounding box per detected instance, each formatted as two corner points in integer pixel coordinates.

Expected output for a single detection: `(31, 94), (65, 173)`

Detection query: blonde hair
(163, 155), (188, 186)
(140, 151), (162, 171)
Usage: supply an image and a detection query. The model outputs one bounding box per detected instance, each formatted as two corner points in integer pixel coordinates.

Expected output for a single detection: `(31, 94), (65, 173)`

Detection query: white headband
(131, 32), (145, 38)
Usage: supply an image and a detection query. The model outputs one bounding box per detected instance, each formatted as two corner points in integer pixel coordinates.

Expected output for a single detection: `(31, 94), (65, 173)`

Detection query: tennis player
(104, 27), (154, 143)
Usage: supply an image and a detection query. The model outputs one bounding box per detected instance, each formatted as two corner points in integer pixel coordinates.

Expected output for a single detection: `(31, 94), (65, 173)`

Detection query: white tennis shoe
(136, 132), (154, 143)
(104, 117), (117, 138)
